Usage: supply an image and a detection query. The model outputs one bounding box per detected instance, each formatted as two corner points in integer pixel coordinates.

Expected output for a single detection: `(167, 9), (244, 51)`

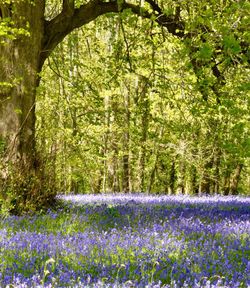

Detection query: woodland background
(36, 1), (250, 195)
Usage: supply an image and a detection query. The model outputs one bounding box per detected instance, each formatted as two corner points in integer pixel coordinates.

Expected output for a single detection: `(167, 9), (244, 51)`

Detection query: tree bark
(137, 76), (150, 192)
(122, 87), (130, 193)
(199, 153), (213, 194)
(177, 158), (185, 194)
(0, 1), (45, 169)
(169, 160), (176, 194)
(0, 1), (47, 213)
(230, 163), (243, 195)
(190, 165), (199, 195)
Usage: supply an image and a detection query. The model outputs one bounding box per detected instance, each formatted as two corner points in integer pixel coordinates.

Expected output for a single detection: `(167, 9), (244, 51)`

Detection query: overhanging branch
(40, 0), (246, 102)
(40, 0), (185, 67)
(62, 0), (75, 16)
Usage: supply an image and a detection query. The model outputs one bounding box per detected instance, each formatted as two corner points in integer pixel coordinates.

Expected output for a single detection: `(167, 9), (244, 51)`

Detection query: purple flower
(0, 194), (249, 287)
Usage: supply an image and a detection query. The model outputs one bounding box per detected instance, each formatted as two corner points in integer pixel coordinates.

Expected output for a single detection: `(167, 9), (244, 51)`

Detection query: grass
(0, 194), (249, 287)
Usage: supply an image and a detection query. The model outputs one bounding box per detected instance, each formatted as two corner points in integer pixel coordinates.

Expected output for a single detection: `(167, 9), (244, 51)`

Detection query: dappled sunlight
(60, 193), (250, 205)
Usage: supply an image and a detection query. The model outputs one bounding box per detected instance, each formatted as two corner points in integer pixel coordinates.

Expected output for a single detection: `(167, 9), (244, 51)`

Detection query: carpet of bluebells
(0, 194), (249, 287)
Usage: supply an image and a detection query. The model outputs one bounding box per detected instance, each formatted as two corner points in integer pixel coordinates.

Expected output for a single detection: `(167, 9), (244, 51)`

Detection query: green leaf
(196, 43), (213, 61)
(15, 108), (22, 115)
(223, 35), (241, 55)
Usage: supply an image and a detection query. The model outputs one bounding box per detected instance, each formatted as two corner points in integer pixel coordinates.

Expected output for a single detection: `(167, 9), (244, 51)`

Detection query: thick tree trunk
(0, 1), (47, 213)
(0, 2), (45, 168)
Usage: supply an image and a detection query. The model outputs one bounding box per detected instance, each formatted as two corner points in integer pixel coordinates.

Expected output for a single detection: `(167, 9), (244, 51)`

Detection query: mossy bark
(0, 1), (45, 169)
(0, 1), (48, 213)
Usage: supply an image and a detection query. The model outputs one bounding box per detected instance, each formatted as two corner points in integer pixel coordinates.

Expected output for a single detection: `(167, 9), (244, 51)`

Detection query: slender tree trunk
(199, 154), (213, 194)
(122, 86), (130, 193)
(109, 101), (120, 193)
(146, 127), (164, 193)
(158, 158), (170, 194)
(137, 77), (150, 192)
(119, 23), (131, 193)
(147, 153), (159, 194)
(111, 145), (120, 192)
(213, 146), (221, 194)
(139, 143), (146, 191)
(199, 174), (210, 194)
(123, 154), (130, 192)
(223, 169), (231, 195)
(177, 158), (185, 194)
(68, 31), (80, 193)
(230, 163), (243, 195)
(102, 92), (111, 192)
(191, 165), (199, 195)
(169, 160), (176, 194)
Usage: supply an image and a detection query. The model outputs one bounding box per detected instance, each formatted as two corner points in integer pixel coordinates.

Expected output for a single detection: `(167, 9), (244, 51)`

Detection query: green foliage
(36, 1), (250, 195)
(196, 43), (213, 62)
(0, 17), (30, 44)
(0, 137), (6, 155)
(0, 161), (57, 215)
(223, 34), (241, 56)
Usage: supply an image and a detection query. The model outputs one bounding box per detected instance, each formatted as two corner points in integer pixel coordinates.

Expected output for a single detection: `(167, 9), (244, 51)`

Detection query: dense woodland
(0, 0), (249, 213)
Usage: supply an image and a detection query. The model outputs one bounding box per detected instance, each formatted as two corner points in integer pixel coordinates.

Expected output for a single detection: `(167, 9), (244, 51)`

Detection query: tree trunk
(169, 160), (176, 194)
(223, 173), (230, 196)
(191, 165), (199, 195)
(0, 2), (45, 168)
(111, 145), (120, 193)
(199, 154), (213, 194)
(137, 76), (150, 192)
(102, 91), (111, 192)
(199, 174), (210, 195)
(147, 153), (159, 194)
(177, 158), (185, 195)
(213, 146), (221, 194)
(230, 163), (243, 195)
(0, 2), (53, 213)
(122, 85), (130, 193)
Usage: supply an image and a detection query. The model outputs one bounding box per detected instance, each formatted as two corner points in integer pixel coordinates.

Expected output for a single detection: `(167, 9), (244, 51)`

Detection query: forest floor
(0, 194), (249, 287)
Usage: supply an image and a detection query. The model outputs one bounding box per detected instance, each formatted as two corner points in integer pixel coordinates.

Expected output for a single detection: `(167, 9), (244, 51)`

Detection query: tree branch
(41, 0), (117, 65)
(40, 0), (185, 67)
(145, 0), (184, 36)
(145, 0), (162, 14)
(62, 0), (75, 16)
